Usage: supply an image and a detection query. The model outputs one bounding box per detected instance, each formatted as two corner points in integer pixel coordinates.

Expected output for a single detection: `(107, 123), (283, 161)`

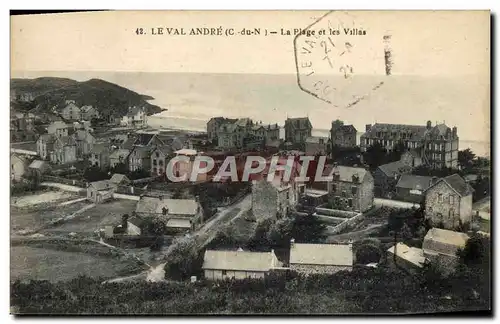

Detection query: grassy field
(42, 199), (137, 235)
(11, 201), (89, 234)
(10, 246), (143, 282)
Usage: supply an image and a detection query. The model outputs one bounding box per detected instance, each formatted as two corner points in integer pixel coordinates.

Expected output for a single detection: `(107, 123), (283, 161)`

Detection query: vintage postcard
(10, 10), (491, 315)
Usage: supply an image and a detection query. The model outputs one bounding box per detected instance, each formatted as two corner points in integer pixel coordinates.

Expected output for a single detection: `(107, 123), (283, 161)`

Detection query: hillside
(10, 77), (163, 117)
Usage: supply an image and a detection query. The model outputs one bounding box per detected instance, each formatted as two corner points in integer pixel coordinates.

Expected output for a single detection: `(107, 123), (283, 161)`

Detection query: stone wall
(315, 206), (358, 218)
(290, 264), (353, 275)
(425, 180), (462, 229)
(328, 212), (364, 235)
(252, 180), (279, 221)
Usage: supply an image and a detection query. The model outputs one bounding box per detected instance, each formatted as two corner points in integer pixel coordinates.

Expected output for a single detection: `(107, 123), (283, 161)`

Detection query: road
(374, 198), (420, 209)
(106, 193), (253, 283)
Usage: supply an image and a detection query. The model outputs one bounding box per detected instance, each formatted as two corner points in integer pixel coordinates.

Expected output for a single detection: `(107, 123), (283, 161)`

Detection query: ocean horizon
(12, 71), (491, 157)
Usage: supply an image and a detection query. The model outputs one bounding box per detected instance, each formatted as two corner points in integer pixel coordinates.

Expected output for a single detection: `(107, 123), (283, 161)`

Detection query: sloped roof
(134, 133), (156, 146)
(396, 175), (434, 191)
(166, 218), (192, 229)
(130, 146), (152, 159)
(127, 215), (144, 228)
(285, 117), (312, 130)
(109, 149), (131, 160)
(126, 106), (144, 117)
(387, 243), (426, 268)
(38, 134), (57, 143)
(290, 243), (353, 266)
(378, 161), (411, 177)
(29, 160), (49, 170)
(89, 180), (116, 191)
(135, 196), (199, 216)
(80, 105), (95, 113)
(122, 136), (138, 150)
(442, 174), (473, 197)
(92, 143), (109, 154)
(152, 145), (172, 157)
(305, 136), (328, 144)
(202, 250), (277, 271)
(362, 123), (428, 140)
(339, 124), (357, 133)
(110, 173), (130, 184)
(322, 165), (369, 183)
(174, 148), (197, 156)
(233, 118), (252, 127)
(423, 228), (469, 256)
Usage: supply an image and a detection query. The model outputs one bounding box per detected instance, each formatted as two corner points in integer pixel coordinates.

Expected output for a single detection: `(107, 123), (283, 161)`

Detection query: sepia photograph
(9, 10), (491, 315)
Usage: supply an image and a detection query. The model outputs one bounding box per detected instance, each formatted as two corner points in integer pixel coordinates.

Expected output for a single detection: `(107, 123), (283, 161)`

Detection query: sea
(12, 71), (491, 157)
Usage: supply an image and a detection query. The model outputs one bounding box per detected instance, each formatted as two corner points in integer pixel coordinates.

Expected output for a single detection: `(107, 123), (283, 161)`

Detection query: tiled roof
(423, 228), (469, 256)
(305, 136), (328, 144)
(322, 165), (369, 183)
(202, 250), (278, 271)
(233, 118), (252, 127)
(135, 196), (199, 216)
(121, 136), (138, 150)
(109, 149), (131, 160)
(110, 173), (130, 185)
(166, 218), (192, 229)
(387, 243), (426, 268)
(29, 160), (49, 170)
(89, 180), (116, 191)
(290, 243), (353, 266)
(396, 175), (434, 190)
(127, 215), (144, 228)
(130, 146), (152, 159)
(92, 143), (109, 154)
(362, 123), (428, 140)
(378, 161), (411, 178)
(134, 133), (156, 146)
(442, 174), (473, 197)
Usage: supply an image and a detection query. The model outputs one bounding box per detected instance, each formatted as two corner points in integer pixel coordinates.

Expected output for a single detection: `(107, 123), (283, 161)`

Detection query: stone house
(424, 174), (473, 230)
(373, 160), (412, 198)
(36, 134), (57, 160)
(395, 175), (435, 203)
(150, 146), (171, 177)
(324, 165), (374, 212)
(121, 106), (147, 128)
(28, 160), (51, 181)
(110, 173), (131, 186)
(72, 129), (96, 159)
(50, 136), (77, 165)
(202, 249), (280, 281)
(386, 243), (426, 274)
(134, 195), (203, 232)
(360, 121), (459, 169)
(422, 228), (469, 276)
(109, 149), (131, 169)
(251, 157), (305, 220)
(47, 121), (73, 138)
(330, 120), (357, 148)
(61, 100), (81, 121)
(217, 122), (248, 149)
(87, 180), (116, 203)
(80, 105), (100, 121)
(249, 123), (280, 147)
(133, 132), (164, 147)
(400, 149), (423, 168)
(89, 143), (111, 170)
(305, 136), (328, 155)
(207, 117), (237, 143)
(284, 117), (312, 145)
(11, 153), (29, 181)
(289, 242), (354, 274)
(128, 146), (152, 173)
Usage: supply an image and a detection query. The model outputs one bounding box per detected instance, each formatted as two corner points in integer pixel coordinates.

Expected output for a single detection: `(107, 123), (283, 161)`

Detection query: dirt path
(41, 182), (85, 193)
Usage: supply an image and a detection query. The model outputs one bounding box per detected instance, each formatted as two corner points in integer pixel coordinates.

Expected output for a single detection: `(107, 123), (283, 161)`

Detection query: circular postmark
(294, 11), (391, 108)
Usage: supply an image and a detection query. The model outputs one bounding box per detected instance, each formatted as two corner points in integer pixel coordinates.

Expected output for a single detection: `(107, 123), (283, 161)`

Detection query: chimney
(121, 214), (129, 229)
(426, 120), (432, 130)
(290, 238), (295, 247)
(365, 124), (372, 132)
(348, 239), (353, 250)
(452, 126), (457, 138)
(431, 176), (439, 185)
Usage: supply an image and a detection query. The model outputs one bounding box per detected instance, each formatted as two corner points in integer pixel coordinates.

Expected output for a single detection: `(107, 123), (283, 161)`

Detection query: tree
(290, 214), (326, 243)
(458, 148), (476, 171)
(356, 238), (382, 265)
(388, 141), (406, 162)
(363, 142), (387, 170)
(83, 166), (109, 182)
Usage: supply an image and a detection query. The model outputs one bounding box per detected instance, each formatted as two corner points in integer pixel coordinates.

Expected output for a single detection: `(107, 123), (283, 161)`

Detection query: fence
(42, 175), (87, 188)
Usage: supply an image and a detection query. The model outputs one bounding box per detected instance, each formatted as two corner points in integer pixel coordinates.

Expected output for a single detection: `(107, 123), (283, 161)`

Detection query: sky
(11, 10), (490, 76)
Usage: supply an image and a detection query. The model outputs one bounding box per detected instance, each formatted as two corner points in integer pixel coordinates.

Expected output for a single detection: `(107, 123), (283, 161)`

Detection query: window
(222, 270), (227, 276)
(155, 152), (159, 158)
(94, 154), (98, 159)
(153, 159), (157, 165)
(449, 195), (454, 204)
(449, 209), (454, 217)
(348, 198), (353, 207)
(331, 184), (337, 192)
(159, 168), (164, 174)
(341, 191), (347, 198)
(351, 186), (358, 195)
(438, 193), (443, 203)
(153, 167), (157, 174)
(159, 159), (164, 166)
